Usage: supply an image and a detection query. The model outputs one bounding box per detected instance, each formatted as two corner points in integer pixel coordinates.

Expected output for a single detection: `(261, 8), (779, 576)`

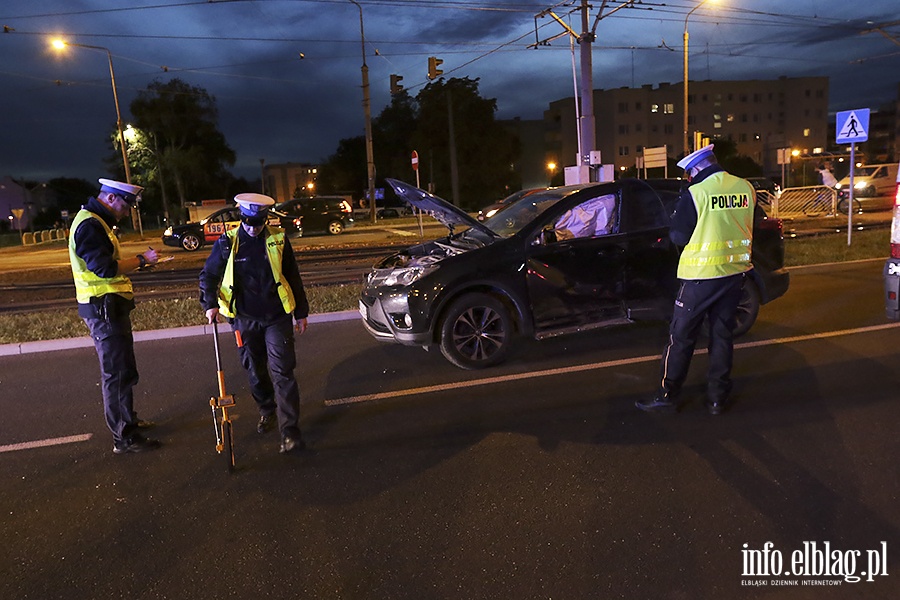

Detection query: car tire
(733, 278), (760, 337)
(327, 220), (344, 235)
(181, 233), (202, 252)
(439, 293), (513, 369)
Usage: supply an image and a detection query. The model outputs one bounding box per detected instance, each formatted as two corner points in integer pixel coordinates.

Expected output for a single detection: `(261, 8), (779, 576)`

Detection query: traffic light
(390, 74), (404, 95)
(427, 56), (443, 80)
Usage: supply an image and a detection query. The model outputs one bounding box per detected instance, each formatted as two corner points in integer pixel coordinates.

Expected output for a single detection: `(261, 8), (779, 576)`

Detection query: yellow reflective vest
(677, 171), (755, 280)
(217, 227), (296, 318)
(68, 209), (133, 304)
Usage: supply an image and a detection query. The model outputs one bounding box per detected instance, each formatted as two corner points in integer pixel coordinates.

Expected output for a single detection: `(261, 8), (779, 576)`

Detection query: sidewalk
(0, 310), (360, 357)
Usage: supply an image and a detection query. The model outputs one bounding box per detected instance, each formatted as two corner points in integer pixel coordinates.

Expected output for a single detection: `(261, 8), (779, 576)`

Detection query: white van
(834, 163), (897, 212)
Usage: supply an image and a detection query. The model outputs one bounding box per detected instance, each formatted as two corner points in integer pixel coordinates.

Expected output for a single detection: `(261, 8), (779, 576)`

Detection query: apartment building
(544, 76), (829, 177)
(263, 162), (319, 203)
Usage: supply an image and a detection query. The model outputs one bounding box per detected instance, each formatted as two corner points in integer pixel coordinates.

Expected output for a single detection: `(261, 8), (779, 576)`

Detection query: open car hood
(386, 178), (497, 238)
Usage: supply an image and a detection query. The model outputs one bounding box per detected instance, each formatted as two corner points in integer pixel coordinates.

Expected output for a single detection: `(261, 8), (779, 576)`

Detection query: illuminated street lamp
(52, 38), (143, 237)
(547, 161), (557, 185)
(51, 39), (131, 184)
(683, 0), (718, 156)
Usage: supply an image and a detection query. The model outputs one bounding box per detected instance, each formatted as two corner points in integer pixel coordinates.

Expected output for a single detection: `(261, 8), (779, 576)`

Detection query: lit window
(651, 104), (659, 113)
(803, 128), (810, 137)
(663, 103), (675, 114)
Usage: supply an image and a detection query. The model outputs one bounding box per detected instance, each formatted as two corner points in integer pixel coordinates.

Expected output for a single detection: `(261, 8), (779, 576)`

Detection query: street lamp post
(683, 0), (715, 157)
(349, 1), (377, 224)
(52, 39), (142, 237)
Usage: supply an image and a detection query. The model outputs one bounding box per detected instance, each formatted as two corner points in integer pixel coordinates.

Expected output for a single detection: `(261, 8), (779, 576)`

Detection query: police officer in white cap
(68, 178), (161, 454)
(199, 193), (310, 454)
(636, 144), (756, 416)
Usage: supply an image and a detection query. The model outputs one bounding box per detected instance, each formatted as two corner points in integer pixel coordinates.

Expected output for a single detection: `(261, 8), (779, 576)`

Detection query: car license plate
(358, 300), (367, 320)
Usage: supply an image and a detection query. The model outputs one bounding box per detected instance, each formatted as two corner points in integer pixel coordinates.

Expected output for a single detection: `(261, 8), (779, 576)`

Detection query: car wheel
(439, 293), (513, 369)
(733, 278), (760, 337)
(181, 233), (202, 252)
(327, 220), (344, 235)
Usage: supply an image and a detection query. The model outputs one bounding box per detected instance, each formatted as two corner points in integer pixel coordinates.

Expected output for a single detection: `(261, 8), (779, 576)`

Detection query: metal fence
(766, 185), (836, 219)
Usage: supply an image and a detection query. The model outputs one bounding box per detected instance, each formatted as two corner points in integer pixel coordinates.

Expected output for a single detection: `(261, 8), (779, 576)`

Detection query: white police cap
(676, 143), (716, 172)
(234, 192), (275, 216)
(98, 178), (144, 205)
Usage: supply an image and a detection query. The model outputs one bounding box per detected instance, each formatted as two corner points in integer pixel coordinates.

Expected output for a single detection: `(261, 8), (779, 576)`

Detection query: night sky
(2, 0), (898, 182)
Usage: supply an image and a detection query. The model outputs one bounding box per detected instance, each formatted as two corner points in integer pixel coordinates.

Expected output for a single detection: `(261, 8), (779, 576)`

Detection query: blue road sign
(836, 109), (869, 144)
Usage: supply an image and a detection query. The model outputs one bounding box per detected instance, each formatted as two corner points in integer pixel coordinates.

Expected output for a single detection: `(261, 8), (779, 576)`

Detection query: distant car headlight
(164, 227), (173, 236)
(835, 183), (842, 189)
(484, 208), (499, 219)
(381, 265), (437, 287)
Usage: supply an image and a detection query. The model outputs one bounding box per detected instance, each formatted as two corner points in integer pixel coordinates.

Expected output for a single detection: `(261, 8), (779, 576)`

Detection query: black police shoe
(113, 435), (161, 455)
(279, 434), (306, 454)
(635, 396), (679, 414)
(257, 414), (274, 434)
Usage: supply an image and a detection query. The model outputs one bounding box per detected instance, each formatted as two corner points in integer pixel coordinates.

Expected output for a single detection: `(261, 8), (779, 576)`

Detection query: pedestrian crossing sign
(836, 108), (869, 143)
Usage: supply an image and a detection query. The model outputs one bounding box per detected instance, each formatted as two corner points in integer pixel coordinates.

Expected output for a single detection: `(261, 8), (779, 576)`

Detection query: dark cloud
(1, 0), (898, 183)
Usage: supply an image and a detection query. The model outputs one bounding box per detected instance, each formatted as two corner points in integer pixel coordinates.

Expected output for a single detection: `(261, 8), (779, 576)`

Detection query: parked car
(836, 163), (900, 212)
(276, 196), (354, 235)
(477, 188), (541, 221)
(882, 161), (900, 320)
(161, 205), (290, 252)
(359, 178), (790, 369)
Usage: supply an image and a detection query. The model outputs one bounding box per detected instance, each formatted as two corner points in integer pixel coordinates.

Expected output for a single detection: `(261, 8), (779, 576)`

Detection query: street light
(51, 39), (131, 184)
(683, 0), (717, 156)
(348, 0), (377, 224)
(52, 38), (142, 238)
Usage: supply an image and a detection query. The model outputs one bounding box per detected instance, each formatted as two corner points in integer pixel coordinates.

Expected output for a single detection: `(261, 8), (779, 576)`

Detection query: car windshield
(854, 166), (879, 177)
(482, 189), (571, 237)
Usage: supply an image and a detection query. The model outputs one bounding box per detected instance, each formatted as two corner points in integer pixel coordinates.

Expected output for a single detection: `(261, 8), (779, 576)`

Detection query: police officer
(199, 193), (310, 454)
(636, 144), (755, 415)
(68, 178), (161, 454)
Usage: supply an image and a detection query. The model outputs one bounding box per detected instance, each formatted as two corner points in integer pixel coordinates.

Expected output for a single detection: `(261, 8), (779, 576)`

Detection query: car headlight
(855, 181), (868, 189)
(381, 265), (437, 287)
(164, 227), (173, 236)
(835, 183), (842, 189)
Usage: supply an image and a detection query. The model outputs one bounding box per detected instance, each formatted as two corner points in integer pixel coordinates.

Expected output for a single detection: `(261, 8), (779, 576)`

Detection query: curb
(0, 310), (360, 357)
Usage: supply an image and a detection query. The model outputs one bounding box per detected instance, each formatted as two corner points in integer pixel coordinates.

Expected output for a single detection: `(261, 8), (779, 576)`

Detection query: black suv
(359, 178), (790, 369)
(276, 196), (355, 235)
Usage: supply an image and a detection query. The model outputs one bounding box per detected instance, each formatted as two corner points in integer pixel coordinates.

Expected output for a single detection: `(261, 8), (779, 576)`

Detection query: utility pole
(578, 0), (596, 177)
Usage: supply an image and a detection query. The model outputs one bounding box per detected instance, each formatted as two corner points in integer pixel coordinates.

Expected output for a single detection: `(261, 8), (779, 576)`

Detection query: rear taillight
(756, 217), (783, 233)
(891, 184), (900, 258)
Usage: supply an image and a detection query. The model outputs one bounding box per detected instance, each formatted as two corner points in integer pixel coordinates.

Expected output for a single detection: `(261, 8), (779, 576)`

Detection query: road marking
(324, 322), (900, 406)
(0, 433), (93, 454)
(382, 228), (417, 236)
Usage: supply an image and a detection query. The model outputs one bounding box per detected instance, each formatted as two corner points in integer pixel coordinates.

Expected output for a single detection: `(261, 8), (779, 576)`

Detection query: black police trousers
(657, 273), (744, 403)
(232, 314), (301, 438)
(83, 314), (140, 446)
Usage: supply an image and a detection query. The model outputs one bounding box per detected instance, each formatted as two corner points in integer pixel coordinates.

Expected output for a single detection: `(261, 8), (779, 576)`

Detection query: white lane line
(324, 322), (900, 407)
(0, 433), (93, 454)
(382, 228), (417, 236)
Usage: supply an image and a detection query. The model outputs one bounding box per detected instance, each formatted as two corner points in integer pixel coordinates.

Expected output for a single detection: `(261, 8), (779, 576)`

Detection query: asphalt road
(1, 260), (899, 599)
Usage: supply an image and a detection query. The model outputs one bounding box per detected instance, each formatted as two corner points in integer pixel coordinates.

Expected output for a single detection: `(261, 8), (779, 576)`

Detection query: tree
(319, 78), (521, 211)
(711, 138), (763, 179)
(129, 79), (236, 221)
(414, 78), (520, 210)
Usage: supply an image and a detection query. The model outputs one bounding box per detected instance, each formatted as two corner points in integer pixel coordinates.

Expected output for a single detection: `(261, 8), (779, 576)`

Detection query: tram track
(0, 243), (403, 314)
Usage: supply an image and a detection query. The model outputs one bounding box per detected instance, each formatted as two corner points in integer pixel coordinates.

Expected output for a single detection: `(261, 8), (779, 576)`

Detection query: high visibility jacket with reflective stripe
(68, 209), (133, 303)
(677, 171), (755, 280)
(217, 227), (296, 318)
